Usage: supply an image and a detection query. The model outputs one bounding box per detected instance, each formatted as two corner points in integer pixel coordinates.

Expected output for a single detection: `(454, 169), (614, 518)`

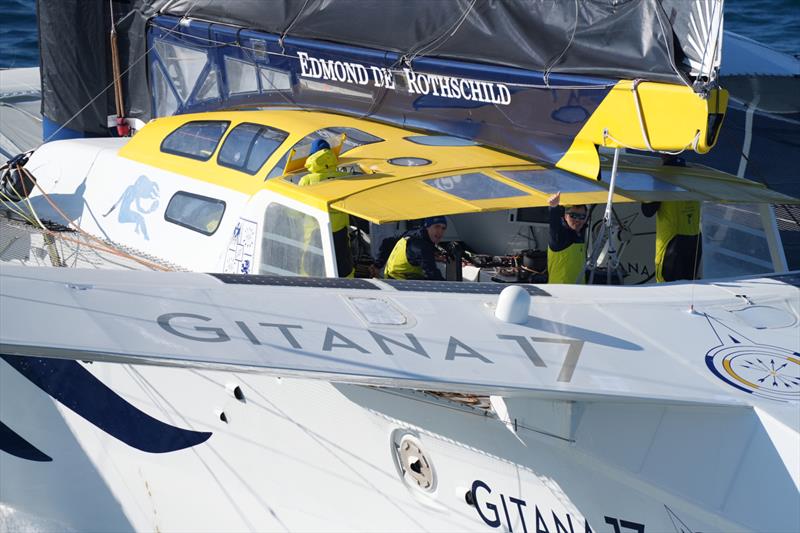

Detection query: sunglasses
(566, 211), (587, 220)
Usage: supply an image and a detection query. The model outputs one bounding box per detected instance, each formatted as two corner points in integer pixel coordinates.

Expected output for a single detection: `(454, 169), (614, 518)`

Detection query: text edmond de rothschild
(297, 51), (511, 106)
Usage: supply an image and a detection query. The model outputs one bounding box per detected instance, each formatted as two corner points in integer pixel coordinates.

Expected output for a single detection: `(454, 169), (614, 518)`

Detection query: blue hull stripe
(1, 355), (212, 453)
(0, 420), (52, 462)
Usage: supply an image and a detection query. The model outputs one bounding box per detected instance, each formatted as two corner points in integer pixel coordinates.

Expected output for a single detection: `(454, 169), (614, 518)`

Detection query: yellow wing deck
(119, 109), (796, 225)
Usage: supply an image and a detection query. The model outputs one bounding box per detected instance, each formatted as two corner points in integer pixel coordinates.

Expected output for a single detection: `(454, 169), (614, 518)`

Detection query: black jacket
(549, 206), (585, 252)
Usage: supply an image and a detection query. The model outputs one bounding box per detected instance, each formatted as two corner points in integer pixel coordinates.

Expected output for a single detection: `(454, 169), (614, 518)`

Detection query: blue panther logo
(103, 175), (160, 240)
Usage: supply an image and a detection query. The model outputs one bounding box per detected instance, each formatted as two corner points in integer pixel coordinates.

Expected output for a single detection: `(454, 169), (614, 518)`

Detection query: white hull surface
(1, 267), (798, 532)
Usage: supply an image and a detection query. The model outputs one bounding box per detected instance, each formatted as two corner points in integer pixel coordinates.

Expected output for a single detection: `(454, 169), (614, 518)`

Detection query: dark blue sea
(0, 0), (798, 68)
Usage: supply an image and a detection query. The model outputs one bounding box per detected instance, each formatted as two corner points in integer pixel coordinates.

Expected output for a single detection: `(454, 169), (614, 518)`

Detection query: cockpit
(99, 109), (795, 284)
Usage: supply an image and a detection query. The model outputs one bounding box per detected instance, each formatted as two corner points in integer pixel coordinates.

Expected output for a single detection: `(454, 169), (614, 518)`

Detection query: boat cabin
(12, 109), (796, 283)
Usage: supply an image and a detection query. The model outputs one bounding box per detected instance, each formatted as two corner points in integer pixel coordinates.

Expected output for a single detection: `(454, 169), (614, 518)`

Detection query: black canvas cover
(37, 0), (158, 135)
(38, 0), (722, 135)
(37, 0), (114, 135)
(157, 0), (706, 85)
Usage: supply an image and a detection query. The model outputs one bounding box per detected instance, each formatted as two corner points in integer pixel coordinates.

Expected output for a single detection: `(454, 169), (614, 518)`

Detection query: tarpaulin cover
(156, 0), (702, 84)
(37, 0), (723, 135)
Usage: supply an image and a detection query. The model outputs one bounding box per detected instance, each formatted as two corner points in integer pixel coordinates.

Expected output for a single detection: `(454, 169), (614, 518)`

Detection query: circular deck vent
(388, 157), (431, 167)
(392, 431), (436, 493)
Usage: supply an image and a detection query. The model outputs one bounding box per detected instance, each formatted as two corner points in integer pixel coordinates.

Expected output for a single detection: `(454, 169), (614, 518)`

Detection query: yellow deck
(118, 109), (796, 224)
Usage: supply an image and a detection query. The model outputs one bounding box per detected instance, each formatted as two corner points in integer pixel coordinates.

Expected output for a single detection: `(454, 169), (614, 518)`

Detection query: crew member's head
(310, 138), (331, 155)
(563, 204), (587, 232)
(423, 216), (447, 245)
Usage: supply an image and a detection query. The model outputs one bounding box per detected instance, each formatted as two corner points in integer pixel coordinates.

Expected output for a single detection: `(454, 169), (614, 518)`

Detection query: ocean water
(0, 0), (798, 69)
(0, 0), (37, 68)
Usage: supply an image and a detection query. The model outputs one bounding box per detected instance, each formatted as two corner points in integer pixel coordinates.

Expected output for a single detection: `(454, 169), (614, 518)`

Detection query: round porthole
(392, 431), (436, 493)
(388, 157), (431, 167)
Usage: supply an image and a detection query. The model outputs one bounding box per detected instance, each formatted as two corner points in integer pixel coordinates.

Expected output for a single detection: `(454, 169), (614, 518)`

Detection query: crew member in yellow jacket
(640, 155), (702, 283)
(642, 200), (701, 282)
(547, 192), (587, 284)
(384, 217), (447, 281)
(298, 139), (354, 277)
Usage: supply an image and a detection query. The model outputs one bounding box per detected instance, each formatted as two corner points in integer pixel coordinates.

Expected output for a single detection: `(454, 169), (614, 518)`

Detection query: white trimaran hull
(1, 265), (798, 531)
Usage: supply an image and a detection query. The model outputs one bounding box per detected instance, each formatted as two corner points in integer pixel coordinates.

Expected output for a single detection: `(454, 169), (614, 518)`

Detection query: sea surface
(0, 0), (798, 69)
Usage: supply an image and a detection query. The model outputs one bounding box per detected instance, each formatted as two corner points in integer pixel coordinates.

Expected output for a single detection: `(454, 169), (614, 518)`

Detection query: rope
(109, 0), (126, 125)
(603, 125), (701, 157)
(2, 163), (175, 271)
(278, 0), (312, 53)
(630, 79), (702, 155)
(652, 2), (693, 90)
(543, 0), (579, 87)
(631, 80), (654, 152)
(404, 0), (477, 65)
(43, 12), (191, 142)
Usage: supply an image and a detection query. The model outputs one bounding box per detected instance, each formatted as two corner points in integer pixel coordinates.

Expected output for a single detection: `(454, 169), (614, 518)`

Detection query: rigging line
(0, 199), (158, 269)
(406, 0), (477, 64)
(628, 79), (700, 155)
(603, 115), (701, 156)
(24, 168), (172, 271)
(0, 161), (40, 225)
(16, 167), (48, 232)
(543, 0), (579, 87)
(0, 193), (40, 227)
(390, 0), (476, 70)
(278, 0), (312, 53)
(631, 79), (654, 152)
(690, 206), (703, 312)
(652, 3), (693, 90)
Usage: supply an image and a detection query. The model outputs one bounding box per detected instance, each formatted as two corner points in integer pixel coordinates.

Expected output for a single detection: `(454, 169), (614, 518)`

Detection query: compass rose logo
(704, 316), (800, 402)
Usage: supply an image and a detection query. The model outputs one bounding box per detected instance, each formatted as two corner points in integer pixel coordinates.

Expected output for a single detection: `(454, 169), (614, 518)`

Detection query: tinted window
(266, 127), (384, 179)
(165, 191), (226, 235)
(161, 121), (229, 161)
(424, 173), (526, 201)
(515, 207), (549, 224)
(405, 135), (477, 146)
(260, 203), (326, 276)
(613, 172), (687, 192)
(218, 123), (288, 175)
(500, 169), (606, 194)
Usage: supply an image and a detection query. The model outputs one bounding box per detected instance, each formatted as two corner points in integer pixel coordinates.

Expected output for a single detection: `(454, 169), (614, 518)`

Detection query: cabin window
(425, 173), (526, 201)
(225, 57), (259, 95)
(266, 127), (384, 179)
(153, 40), (208, 103)
(259, 66), (291, 93)
(499, 169), (606, 194)
(218, 123), (288, 175)
(165, 191), (226, 235)
(195, 66), (221, 102)
(612, 172), (687, 192)
(260, 203), (326, 277)
(405, 135), (477, 147)
(161, 121), (229, 161)
(512, 207), (549, 224)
